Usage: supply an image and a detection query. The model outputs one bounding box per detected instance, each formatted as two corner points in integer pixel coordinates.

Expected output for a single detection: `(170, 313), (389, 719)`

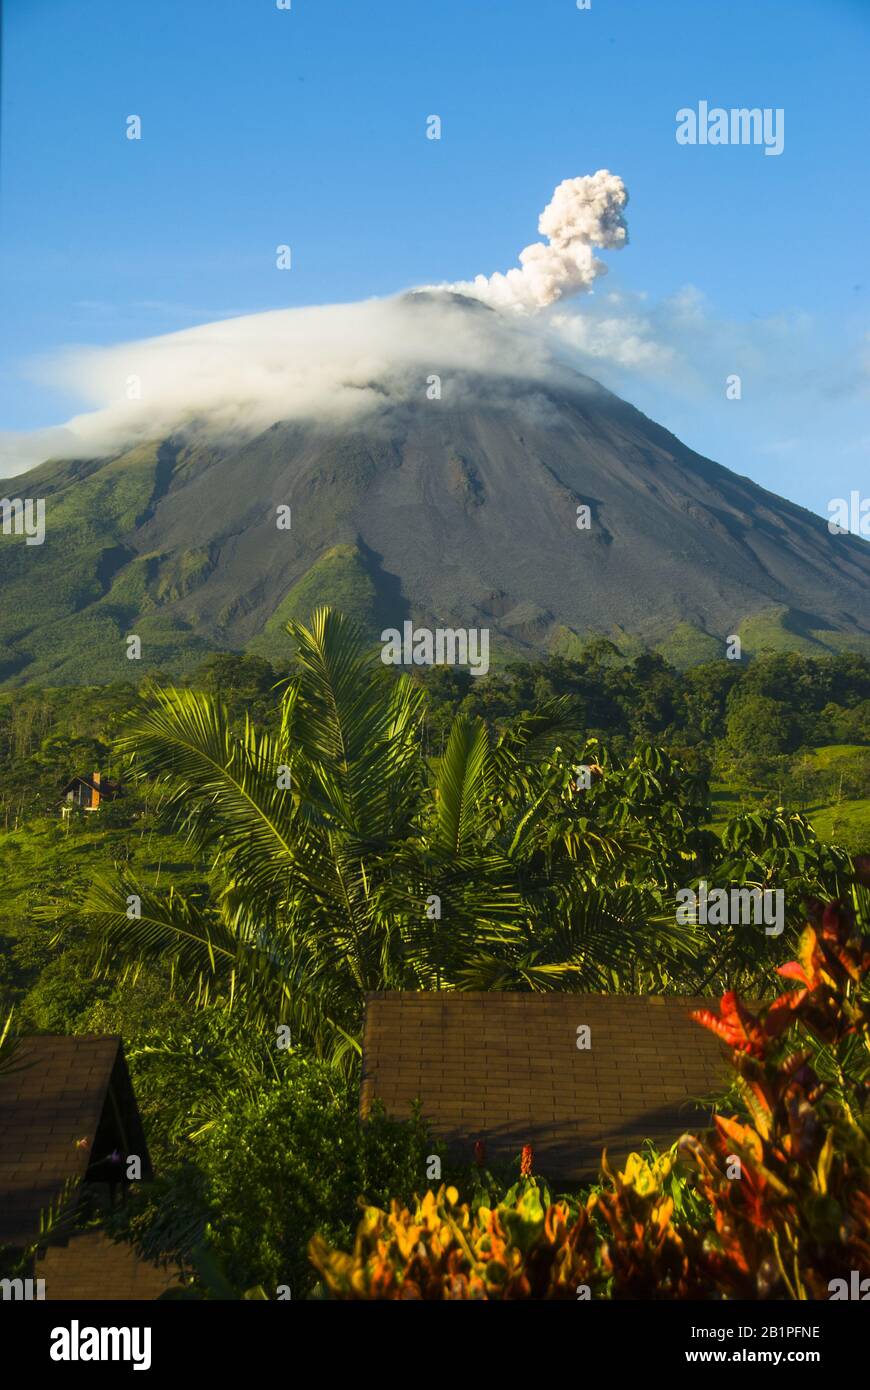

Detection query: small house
(59, 770), (121, 816)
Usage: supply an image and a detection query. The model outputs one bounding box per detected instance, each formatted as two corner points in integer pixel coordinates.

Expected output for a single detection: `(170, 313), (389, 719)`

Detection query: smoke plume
(446, 170), (628, 312)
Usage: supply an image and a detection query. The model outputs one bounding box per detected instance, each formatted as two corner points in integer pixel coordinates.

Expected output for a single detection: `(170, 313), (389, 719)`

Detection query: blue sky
(1, 0), (868, 518)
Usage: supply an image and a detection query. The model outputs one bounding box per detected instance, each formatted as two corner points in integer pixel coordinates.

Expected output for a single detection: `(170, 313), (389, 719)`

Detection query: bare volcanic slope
(1, 367), (869, 684)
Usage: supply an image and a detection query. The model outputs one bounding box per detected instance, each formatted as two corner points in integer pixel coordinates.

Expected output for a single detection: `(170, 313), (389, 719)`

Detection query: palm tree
(48, 609), (700, 1059)
(0, 1010), (24, 1077)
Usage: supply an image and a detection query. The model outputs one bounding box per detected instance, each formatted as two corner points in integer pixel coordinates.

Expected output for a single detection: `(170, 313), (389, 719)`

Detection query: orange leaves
(680, 899), (870, 1294)
(309, 1180), (605, 1299)
(715, 1114), (763, 1162)
(691, 991), (768, 1056)
(763, 987), (806, 1036)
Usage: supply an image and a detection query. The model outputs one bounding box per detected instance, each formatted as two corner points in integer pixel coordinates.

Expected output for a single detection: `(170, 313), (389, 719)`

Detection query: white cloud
(0, 293), (577, 476)
(549, 305), (675, 370)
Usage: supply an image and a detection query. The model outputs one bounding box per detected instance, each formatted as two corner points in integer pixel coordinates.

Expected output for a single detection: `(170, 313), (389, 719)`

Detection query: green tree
(49, 609), (706, 1057)
(725, 693), (800, 758)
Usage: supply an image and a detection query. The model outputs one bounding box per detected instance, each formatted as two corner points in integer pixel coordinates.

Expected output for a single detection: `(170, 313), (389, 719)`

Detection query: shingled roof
(0, 1036), (152, 1248)
(361, 992), (730, 1180)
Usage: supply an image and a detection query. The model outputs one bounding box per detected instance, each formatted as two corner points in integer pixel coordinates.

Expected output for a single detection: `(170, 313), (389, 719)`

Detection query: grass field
(709, 742), (870, 853)
(805, 798), (870, 848)
(0, 811), (205, 1029)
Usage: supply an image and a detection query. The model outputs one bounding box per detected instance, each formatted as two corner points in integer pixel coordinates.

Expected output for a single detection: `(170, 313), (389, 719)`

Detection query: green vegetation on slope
(247, 544), (385, 654)
(738, 604), (870, 660)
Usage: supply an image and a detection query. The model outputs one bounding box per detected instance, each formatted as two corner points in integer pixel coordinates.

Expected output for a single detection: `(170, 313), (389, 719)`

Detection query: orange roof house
(59, 770), (122, 813)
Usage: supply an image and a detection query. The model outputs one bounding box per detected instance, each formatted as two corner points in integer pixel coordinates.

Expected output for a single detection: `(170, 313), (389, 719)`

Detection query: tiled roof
(361, 992), (731, 1180)
(37, 1231), (182, 1301)
(0, 1036), (150, 1247)
(58, 775), (122, 799)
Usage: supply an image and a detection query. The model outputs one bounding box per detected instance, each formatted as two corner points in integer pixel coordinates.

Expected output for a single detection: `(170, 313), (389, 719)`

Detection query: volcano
(2, 294), (868, 684)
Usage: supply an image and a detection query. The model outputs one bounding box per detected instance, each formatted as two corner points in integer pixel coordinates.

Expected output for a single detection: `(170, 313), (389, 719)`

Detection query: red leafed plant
(681, 898), (870, 1297)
